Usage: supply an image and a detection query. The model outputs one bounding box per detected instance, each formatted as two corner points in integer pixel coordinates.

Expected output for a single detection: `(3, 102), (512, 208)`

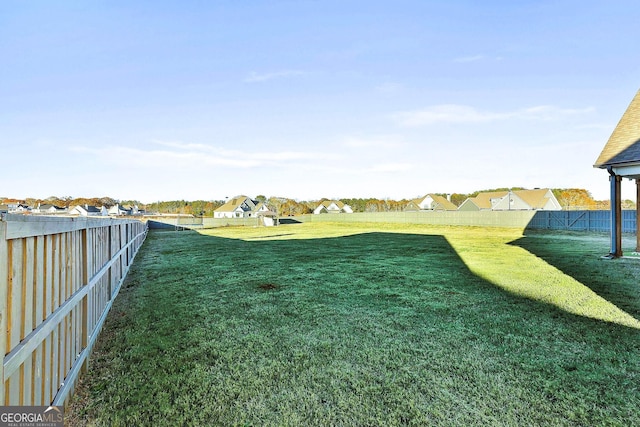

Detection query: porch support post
(608, 167), (623, 257)
(636, 179), (640, 252)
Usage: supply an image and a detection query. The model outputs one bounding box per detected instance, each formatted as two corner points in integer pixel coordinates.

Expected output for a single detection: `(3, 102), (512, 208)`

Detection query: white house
(405, 194), (457, 211)
(33, 204), (67, 214)
(109, 204), (134, 216)
(214, 196), (272, 218)
(458, 189), (561, 211)
(69, 204), (108, 216)
(313, 200), (353, 214)
(3, 202), (31, 213)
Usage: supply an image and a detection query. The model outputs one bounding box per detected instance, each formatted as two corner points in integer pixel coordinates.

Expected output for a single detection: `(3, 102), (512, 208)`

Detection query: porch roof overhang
(608, 162), (640, 179)
(593, 89), (640, 257)
(593, 90), (640, 175)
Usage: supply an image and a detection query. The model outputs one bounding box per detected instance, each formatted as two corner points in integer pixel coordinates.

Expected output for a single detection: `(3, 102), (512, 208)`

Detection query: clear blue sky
(2, 1), (640, 203)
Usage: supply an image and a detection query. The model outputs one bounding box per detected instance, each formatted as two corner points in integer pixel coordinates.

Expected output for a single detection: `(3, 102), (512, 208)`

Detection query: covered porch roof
(594, 89), (640, 257)
(594, 89), (640, 178)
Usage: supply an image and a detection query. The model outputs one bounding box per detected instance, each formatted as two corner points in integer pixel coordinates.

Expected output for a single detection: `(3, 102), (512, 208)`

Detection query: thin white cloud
(393, 104), (595, 127)
(71, 145), (259, 168)
(519, 105), (596, 120)
(152, 140), (337, 162)
(244, 70), (305, 83)
(367, 163), (414, 173)
(375, 82), (403, 95)
(342, 135), (405, 149)
(575, 123), (612, 130)
(304, 161), (414, 176)
(70, 140), (336, 171)
(454, 54), (504, 63)
(393, 104), (502, 126)
(454, 54), (485, 63)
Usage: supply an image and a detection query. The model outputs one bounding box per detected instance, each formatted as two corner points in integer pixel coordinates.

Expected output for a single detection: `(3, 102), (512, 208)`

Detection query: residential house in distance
(405, 194), (458, 211)
(313, 200), (353, 214)
(109, 204), (135, 216)
(458, 189), (561, 211)
(3, 200), (31, 213)
(33, 204), (67, 214)
(458, 191), (510, 211)
(214, 196), (272, 218)
(69, 204), (108, 216)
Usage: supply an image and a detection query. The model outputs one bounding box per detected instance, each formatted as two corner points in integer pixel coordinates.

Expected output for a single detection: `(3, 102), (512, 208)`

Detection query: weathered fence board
(0, 214), (147, 407)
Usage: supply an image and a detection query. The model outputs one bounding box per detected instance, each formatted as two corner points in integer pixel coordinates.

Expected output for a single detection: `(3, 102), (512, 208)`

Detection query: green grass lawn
(66, 222), (640, 426)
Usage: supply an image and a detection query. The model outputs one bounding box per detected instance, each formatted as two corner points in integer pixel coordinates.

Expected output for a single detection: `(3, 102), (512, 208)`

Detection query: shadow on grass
(277, 218), (303, 224)
(153, 229), (640, 332)
(159, 229), (638, 330)
(510, 232), (640, 320)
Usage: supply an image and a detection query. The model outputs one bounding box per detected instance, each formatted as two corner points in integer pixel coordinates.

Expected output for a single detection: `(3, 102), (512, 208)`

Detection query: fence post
(636, 179), (640, 252)
(0, 219), (7, 405)
(81, 228), (90, 373)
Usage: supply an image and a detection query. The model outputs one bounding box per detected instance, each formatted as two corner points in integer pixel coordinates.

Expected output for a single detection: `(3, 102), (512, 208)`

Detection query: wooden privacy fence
(0, 214), (147, 407)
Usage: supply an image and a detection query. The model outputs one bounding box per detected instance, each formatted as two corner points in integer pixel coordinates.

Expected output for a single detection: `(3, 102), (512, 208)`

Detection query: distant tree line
(551, 188), (634, 210)
(340, 198), (410, 212)
(17, 196), (119, 209)
(143, 200), (226, 216)
(3, 188), (635, 216)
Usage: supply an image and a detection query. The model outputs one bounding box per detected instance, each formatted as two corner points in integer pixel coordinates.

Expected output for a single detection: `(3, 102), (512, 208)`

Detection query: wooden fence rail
(0, 214), (147, 407)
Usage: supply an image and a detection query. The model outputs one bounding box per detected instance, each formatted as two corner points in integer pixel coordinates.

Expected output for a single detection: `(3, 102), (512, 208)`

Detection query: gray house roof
(594, 89), (640, 169)
(39, 204), (65, 211)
